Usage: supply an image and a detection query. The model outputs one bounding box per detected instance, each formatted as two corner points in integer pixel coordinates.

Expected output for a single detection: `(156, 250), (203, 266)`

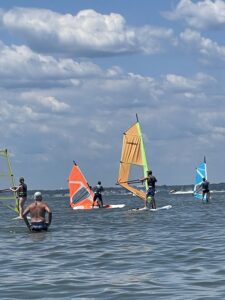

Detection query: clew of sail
(68, 161), (94, 209)
(193, 156), (207, 200)
(117, 115), (149, 201)
(0, 149), (19, 213)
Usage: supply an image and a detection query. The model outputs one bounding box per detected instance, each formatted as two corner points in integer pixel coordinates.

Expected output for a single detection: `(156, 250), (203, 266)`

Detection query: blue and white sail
(193, 156), (207, 200)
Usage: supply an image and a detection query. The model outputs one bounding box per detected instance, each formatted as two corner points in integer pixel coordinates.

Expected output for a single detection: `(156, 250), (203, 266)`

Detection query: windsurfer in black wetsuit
(10, 177), (27, 219)
(92, 181), (104, 208)
(141, 170), (157, 209)
(200, 178), (210, 202)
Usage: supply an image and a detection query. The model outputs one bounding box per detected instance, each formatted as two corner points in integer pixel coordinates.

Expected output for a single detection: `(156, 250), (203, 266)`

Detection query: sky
(0, 0), (225, 189)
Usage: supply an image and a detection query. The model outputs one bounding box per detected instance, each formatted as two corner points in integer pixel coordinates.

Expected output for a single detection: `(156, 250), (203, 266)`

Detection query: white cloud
(180, 29), (225, 62)
(0, 8), (176, 56)
(165, 72), (216, 91)
(164, 0), (225, 30)
(0, 4), (224, 188)
(21, 92), (70, 113)
(0, 41), (102, 88)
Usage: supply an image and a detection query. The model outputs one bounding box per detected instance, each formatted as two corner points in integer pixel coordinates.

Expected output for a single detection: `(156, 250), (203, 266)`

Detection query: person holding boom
(140, 170), (157, 209)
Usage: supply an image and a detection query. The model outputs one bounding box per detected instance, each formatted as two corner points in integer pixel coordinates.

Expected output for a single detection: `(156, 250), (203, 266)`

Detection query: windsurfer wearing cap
(10, 177), (27, 219)
(23, 191), (52, 232)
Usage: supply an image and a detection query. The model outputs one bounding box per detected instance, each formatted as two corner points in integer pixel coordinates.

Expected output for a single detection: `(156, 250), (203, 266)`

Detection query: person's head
(34, 191), (42, 201)
(147, 170), (152, 176)
(202, 177), (206, 181)
(98, 181), (101, 185)
(19, 177), (24, 183)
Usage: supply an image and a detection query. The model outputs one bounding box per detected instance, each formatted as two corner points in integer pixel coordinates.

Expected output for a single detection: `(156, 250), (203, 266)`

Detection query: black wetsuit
(201, 180), (209, 193)
(201, 180), (210, 201)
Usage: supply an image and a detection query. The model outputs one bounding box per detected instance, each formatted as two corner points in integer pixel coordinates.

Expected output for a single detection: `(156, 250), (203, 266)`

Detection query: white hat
(34, 191), (42, 200)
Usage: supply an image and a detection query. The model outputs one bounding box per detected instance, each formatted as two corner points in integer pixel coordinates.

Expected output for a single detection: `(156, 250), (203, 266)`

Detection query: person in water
(23, 191), (52, 232)
(200, 177), (210, 202)
(92, 181), (104, 208)
(141, 170), (157, 209)
(10, 177), (27, 219)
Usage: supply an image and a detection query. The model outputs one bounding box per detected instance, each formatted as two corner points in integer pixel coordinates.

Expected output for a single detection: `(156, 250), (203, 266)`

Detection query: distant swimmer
(92, 181), (104, 208)
(23, 191), (52, 232)
(10, 177), (27, 219)
(140, 170), (157, 209)
(201, 178), (211, 202)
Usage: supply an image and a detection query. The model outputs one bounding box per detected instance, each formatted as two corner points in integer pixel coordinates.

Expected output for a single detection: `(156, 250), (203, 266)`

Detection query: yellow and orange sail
(117, 115), (149, 201)
(68, 162), (94, 209)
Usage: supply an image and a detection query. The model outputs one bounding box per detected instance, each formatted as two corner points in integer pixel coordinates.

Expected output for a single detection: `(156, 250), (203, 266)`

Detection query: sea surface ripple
(1, 192), (225, 299)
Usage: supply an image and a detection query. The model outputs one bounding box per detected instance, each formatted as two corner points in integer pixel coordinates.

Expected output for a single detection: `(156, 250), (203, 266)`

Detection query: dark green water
(1, 191), (225, 299)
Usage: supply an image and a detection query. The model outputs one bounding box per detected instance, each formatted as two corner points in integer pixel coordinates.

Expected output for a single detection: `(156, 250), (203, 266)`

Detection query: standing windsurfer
(141, 170), (157, 209)
(200, 178), (210, 202)
(92, 181), (104, 208)
(10, 177), (27, 219)
(23, 191), (52, 232)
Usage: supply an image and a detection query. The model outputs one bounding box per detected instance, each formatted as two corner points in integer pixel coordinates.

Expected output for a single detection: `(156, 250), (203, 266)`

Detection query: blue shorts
(31, 221), (48, 232)
(147, 187), (155, 197)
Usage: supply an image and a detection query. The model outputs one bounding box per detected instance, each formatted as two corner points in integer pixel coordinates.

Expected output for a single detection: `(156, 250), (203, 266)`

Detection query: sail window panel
(71, 186), (91, 204)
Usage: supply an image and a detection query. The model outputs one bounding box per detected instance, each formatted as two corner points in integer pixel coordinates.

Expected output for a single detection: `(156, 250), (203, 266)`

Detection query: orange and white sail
(68, 162), (94, 209)
(117, 115), (149, 201)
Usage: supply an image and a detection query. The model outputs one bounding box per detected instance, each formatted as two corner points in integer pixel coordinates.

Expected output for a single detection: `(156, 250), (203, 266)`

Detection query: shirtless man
(23, 191), (52, 232)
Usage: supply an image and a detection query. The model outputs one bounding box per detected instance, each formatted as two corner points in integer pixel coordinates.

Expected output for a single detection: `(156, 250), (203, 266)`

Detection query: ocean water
(1, 191), (225, 300)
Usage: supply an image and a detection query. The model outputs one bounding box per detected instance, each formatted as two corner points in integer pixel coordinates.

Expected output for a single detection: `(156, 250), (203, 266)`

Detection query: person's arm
(22, 206), (32, 231)
(45, 205), (52, 227)
(140, 177), (147, 183)
(10, 185), (19, 192)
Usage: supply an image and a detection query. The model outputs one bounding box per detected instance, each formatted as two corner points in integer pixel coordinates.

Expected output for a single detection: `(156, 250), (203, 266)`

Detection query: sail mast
(136, 114), (149, 191)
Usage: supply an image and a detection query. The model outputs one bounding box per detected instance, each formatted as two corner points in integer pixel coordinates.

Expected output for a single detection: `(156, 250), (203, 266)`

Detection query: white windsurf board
(130, 205), (172, 211)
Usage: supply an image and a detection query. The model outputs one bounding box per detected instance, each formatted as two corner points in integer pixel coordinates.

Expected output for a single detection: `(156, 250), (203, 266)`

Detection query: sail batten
(117, 118), (149, 201)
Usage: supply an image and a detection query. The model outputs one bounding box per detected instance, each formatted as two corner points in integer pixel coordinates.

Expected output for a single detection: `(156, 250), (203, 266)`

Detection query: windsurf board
(130, 205), (172, 211)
